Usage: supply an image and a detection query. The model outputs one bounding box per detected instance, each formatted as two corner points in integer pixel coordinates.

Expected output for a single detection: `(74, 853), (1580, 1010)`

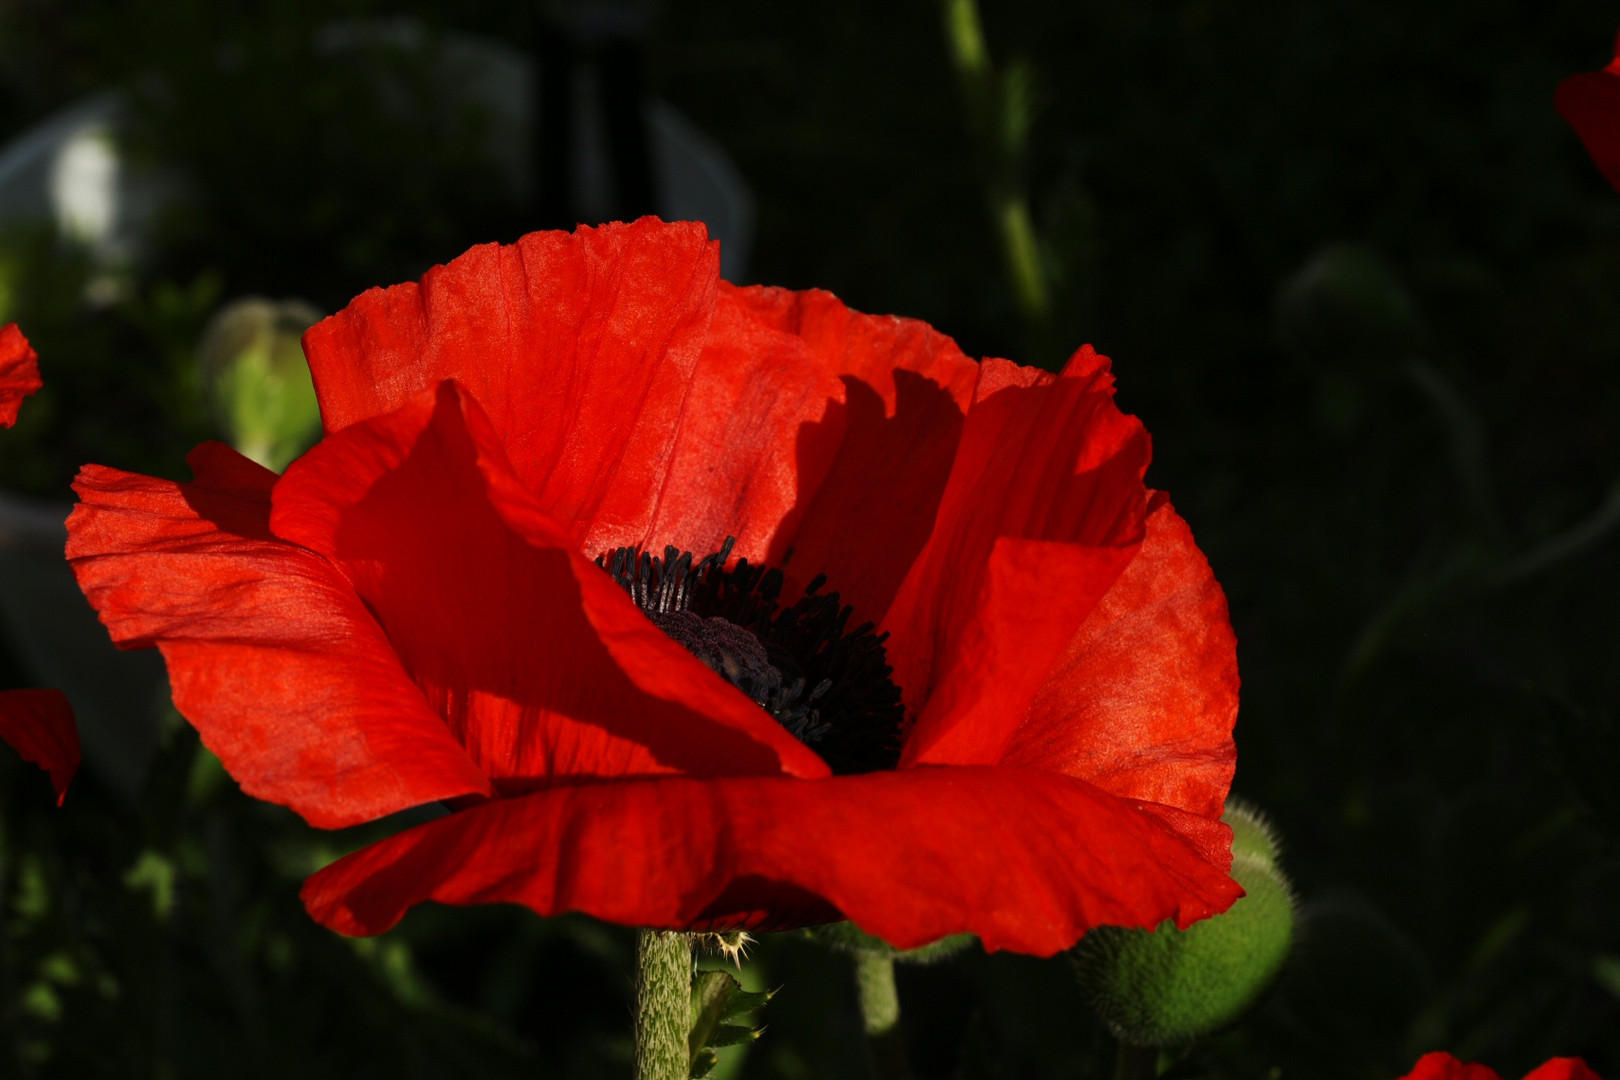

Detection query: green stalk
(940, 0), (1058, 364)
(853, 951), (913, 1080)
(635, 930), (692, 1080)
(942, 0), (990, 80)
(996, 194), (1051, 324)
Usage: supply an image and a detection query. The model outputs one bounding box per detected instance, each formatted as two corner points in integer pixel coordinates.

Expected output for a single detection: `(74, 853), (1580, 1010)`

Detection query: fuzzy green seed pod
(1224, 797), (1282, 867)
(197, 297), (323, 472)
(1070, 802), (1296, 1047)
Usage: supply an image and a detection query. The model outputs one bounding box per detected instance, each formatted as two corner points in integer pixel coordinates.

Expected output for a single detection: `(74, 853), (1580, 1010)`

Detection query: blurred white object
(48, 124), (119, 243)
(0, 92), (160, 265)
(0, 20), (755, 795)
(0, 24), (754, 279)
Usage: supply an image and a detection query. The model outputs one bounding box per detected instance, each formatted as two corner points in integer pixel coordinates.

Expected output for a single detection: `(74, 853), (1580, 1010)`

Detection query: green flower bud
(808, 921), (976, 964)
(1071, 802), (1296, 1047)
(1274, 242), (1423, 373)
(197, 297), (323, 471)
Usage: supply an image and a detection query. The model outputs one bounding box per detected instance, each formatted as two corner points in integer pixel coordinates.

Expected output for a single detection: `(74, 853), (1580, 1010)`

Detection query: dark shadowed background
(2, 1), (1619, 1077)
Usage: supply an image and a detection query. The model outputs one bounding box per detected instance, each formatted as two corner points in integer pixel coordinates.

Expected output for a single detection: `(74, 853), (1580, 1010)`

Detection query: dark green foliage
(2, 0), (1620, 1077)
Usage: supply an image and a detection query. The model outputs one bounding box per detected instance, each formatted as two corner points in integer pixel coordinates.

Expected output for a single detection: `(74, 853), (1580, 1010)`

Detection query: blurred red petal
(301, 765), (1241, 955)
(1399, 1056), (1603, 1080)
(1401, 1055), (1503, 1080)
(1005, 494), (1238, 818)
(67, 442), (493, 827)
(1556, 35), (1620, 194)
(0, 323), (44, 428)
(301, 218), (720, 552)
(1523, 1061), (1603, 1080)
(270, 380), (829, 789)
(0, 689), (79, 804)
(890, 347), (1151, 766)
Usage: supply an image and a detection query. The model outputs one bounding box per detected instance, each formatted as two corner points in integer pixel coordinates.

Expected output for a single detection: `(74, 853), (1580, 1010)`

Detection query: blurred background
(3, 0), (1620, 1076)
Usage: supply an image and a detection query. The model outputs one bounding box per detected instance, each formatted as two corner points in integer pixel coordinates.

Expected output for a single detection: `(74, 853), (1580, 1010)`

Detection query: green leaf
(691, 1047), (720, 1078)
(721, 988), (772, 1021)
(707, 1023), (760, 1049)
(688, 968), (769, 1077)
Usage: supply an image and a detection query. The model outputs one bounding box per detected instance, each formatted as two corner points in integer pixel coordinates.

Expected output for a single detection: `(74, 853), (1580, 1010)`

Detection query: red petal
(643, 284), (979, 625)
(1399, 1055), (1503, 1080)
(888, 347), (1151, 766)
(67, 443), (493, 828)
(1557, 43), (1620, 194)
(301, 219), (721, 551)
(0, 689), (79, 804)
(270, 381), (829, 790)
(301, 765), (1241, 956)
(0, 323), (44, 428)
(1523, 1062), (1603, 1080)
(1003, 494), (1237, 818)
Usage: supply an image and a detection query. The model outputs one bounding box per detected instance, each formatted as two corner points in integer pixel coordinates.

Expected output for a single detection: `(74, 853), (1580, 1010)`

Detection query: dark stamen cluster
(598, 538), (904, 774)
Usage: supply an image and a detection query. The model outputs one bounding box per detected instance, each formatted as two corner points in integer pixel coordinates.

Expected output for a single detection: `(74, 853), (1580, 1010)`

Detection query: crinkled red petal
(0, 323), (44, 428)
(67, 442), (493, 828)
(888, 347), (1151, 767)
(270, 380), (829, 790)
(0, 689), (79, 804)
(301, 765), (1241, 956)
(643, 283), (980, 625)
(300, 219), (720, 553)
(1004, 493), (1237, 818)
(1557, 40), (1620, 194)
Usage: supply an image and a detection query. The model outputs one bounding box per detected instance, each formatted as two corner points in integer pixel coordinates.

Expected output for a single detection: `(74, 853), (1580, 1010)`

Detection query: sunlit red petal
(644, 283), (980, 625)
(270, 380), (829, 790)
(889, 347), (1151, 766)
(301, 218), (720, 552)
(0, 323), (44, 428)
(1556, 36), (1620, 194)
(1004, 493), (1237, 818)
(302, 765), (1241, 955)
(0, 689), (79, 804)
(67, 442), (493, 828)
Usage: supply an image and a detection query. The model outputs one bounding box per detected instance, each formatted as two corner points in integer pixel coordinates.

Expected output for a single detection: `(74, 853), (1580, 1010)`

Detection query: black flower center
(597, 538), (904, 774)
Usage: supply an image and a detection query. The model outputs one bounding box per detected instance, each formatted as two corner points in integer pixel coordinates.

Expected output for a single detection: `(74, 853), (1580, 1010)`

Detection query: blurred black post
(534, 14), (576, 229)
(599, 36), (656, 221)
(533, 1), (659, 227)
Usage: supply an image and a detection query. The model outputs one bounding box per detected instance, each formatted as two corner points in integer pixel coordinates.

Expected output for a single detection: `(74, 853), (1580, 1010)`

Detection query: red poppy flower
(1398, 1053), (1601, 1080)
(0, 322), (44, 428)
(0, 324), (79, 804)
(67, 219), (1241, 955)
(1557, 30), (1620, 194)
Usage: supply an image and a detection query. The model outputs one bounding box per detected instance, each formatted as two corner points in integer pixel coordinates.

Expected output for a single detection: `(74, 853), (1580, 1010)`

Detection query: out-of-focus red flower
(0, 323), (44, 428)
(67, 219), (1242, 955)
(0, 324), (79, 803)
(1557, 30), (1620, 193)
(1399, 1052), (1602, 1080)
(0, 689), (80, 805)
